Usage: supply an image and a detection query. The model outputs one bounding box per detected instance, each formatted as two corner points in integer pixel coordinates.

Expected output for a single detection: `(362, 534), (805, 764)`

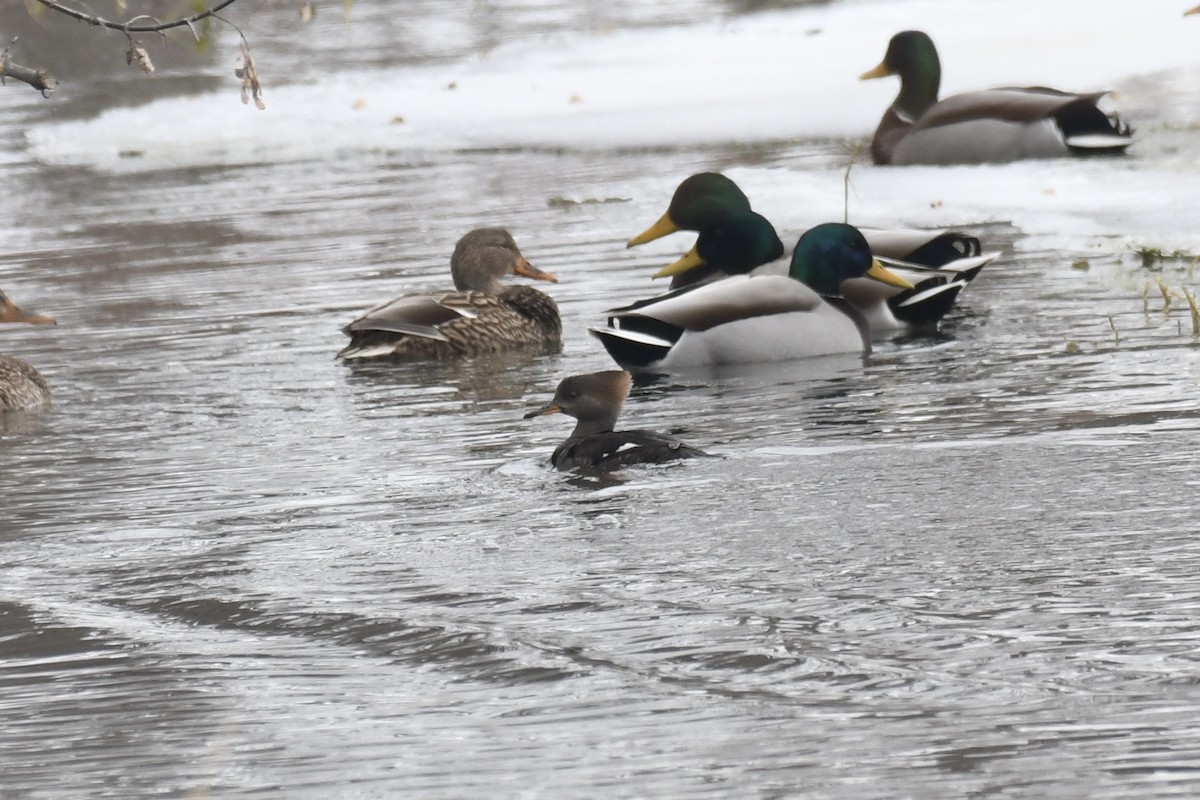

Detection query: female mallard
(626, 172), (994, 331)
(860, 30), (1133, 165)
(1, 289), (54, 413)
(338, 228), (561, 361)
(592, 218), (912, 370)
(524, 369), (709, 470)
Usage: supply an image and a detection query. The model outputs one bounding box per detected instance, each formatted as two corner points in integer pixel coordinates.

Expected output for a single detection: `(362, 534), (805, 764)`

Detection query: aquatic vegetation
(1135, 245), (1199, 269)
(1184, 287), (1200, 337)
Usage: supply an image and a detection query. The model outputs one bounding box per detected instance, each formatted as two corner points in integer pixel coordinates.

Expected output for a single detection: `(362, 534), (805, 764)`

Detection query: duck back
(880, 89), (1132, 165)
(0, 354), (51, 413)
(552, 429), (709, 471)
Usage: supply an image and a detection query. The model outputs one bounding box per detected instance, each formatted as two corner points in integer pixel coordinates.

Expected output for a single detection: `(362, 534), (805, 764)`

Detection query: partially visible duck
(591, 219), (913, 370)
(1, 289), (54, 413)
(860, 30), (1133, 165)
(1188, 6), (1200, 15)
(524, 370), (709, 470)
(625, 172), (995, 331)
(338, 228), (561, 361)
(626, 173), (753, 253)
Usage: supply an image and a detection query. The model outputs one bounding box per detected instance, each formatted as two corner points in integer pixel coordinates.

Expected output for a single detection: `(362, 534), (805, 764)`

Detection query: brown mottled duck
(1, 289), (54, 413)
(338, 228), (561, 361)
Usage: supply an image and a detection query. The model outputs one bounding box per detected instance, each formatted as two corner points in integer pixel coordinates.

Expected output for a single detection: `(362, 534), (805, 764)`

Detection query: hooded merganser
(524, 370), (709, 471)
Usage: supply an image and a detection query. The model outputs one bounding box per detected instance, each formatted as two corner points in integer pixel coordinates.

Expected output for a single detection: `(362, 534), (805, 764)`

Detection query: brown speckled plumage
(338, 228), (561, 361)
(1, 289), (54, 413)
(0, 354), (51, 413)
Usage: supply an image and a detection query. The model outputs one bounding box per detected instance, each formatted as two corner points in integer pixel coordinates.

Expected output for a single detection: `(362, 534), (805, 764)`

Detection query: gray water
(3, 2), (1200, 798)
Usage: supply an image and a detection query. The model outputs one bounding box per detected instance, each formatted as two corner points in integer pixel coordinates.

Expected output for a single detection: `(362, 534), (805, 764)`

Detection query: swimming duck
(338, 228), (561, 360)
(524, 369), (709, 470)
(592, 219), (913, 370)
(1, 289), (54, 413)
(626, 172), (993, 331)
(860, 30), (1133, 165)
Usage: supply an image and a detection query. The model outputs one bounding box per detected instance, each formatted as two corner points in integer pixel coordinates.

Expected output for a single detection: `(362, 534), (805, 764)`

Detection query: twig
(0, 38), (58, 96)
(1, 58), (59, 96)
(843, 141), (861, 224)
(1106, 314), (1120, 346)
(28, 1), (264, 109)
(32, 0), (244, 34)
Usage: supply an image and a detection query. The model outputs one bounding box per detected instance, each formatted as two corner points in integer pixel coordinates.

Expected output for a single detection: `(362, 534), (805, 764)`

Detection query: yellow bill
(865, 258), (914, 289)
(626, 211), (680, 248)
(859, 62), (893, 81)
(651, 246), (706, 279)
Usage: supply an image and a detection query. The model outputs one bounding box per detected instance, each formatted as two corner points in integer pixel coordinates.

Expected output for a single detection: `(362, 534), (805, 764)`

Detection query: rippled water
(4, 1), (1200, 797)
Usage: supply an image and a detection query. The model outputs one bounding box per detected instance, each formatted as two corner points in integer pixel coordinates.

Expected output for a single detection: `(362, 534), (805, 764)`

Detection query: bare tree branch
(32, 0), (245, 34)
(19, 1), (266, 108)
(1, 38), (57, 96)
(0, 57), (59, 96)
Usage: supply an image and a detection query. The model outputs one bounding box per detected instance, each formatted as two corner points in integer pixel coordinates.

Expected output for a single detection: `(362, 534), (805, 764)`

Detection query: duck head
(860, 30), (942, 119)
(450, 227), (558, 294)
(789, 223), (913, 298)
(652, 210), (784, 280)
(627, 172), (752, 247)
(524, 370), (632, 438)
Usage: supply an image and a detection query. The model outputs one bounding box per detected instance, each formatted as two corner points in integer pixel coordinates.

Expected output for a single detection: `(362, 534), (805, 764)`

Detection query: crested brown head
(524, 370), (632, 438)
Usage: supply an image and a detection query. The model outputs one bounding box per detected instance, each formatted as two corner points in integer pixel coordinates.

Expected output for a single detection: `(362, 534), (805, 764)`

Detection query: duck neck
(895, 55), (940, 120)
(825, 296), (872, 357)
(569, 413), (618, 440)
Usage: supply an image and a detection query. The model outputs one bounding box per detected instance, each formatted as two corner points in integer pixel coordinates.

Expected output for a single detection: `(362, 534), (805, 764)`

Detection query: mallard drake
(1, 289), (54, 413)
(338, 228), (561, 361)
(592, 219), (913, 370)
(524, 369), (709, 470)
(626, 172), (994, 331)
(860, 30), (1133, 165)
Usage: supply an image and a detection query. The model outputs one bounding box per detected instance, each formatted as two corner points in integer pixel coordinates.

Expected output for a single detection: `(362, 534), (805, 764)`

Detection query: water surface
(3, 1), (1200, 797)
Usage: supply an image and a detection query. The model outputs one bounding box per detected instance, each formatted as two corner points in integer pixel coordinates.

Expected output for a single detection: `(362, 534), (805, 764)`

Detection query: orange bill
(515, 259), (558, 283)
(0, 291), (56, 325)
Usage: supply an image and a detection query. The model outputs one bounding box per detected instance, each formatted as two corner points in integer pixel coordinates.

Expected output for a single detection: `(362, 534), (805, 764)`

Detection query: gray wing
(343, 291), (497, 342)
(916, 88), (1108, 128)
(610, 275), (823, 333)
